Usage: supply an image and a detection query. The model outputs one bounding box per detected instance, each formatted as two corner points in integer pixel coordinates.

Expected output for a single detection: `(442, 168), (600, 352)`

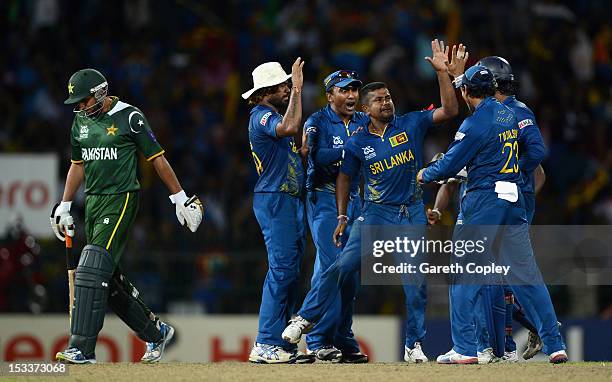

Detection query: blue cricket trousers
(299, 201), (428, 349)
(451, 190), (565, 356)
(253, 192), (306, 348)
(305, 191), (361, 353)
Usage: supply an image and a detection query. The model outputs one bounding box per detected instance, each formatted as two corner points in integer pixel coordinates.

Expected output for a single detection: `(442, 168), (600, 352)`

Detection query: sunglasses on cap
(324, 70), (361, 91)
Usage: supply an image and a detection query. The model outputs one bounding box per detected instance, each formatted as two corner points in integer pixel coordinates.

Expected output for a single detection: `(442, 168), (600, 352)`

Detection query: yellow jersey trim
(146, 150), (165, 161)
(106, 192), (130, 250)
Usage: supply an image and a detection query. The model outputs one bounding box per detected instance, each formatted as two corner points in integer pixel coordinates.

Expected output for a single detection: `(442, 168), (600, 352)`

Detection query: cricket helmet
(476, 56), (514, 82)
(65, 68), (108, 118)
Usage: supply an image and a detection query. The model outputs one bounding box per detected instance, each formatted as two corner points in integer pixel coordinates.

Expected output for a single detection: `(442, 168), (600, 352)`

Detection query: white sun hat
(241, 62), (291, 99)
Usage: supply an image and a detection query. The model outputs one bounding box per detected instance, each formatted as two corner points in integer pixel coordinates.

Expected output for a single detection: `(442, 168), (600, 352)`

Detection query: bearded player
(51, 68), (203, 364)
(242, 59), (308, 363)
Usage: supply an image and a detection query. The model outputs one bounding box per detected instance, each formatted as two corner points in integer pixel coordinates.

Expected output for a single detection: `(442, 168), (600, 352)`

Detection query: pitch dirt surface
(8, 362), (612, 382)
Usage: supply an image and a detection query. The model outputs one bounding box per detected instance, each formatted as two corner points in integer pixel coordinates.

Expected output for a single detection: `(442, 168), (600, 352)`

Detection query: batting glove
(169, 190), (203, 233)
(50, 201), (75, 241)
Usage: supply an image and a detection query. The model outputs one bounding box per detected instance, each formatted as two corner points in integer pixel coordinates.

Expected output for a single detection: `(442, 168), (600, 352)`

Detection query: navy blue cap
(324, 70), (362, 92)
(454, 65), (497, 89)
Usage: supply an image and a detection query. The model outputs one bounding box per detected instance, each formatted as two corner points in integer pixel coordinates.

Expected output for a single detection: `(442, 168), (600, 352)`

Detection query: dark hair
(465, 85), (496, 99)
(247, 83), (284, 106)
(360, 82), (388, 105)
(496, 80), (516, 96)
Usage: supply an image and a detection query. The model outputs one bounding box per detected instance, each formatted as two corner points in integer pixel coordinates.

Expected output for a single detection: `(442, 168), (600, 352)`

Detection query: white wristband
(60, 201), (72, 211)
(169, 190), (188, 205)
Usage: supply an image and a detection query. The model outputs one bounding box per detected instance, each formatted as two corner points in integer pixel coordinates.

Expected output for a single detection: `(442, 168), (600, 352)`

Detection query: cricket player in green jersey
(50, 68), (203, 364)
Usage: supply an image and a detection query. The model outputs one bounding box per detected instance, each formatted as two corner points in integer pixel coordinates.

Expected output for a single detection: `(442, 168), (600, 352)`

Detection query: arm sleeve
(305, 117), (343, 166)
(128, 110), (165, 161)
(407, 109), (435, 143)
(255, 110), (283, 139)
(518, 122), (547, 172)
(70, 122), (83, 164)
(422, 120), (485, 183)
(339, 139), (361, 179)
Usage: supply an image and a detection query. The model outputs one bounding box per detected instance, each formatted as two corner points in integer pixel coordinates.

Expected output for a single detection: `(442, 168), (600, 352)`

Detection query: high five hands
(424, 39), (469, 78)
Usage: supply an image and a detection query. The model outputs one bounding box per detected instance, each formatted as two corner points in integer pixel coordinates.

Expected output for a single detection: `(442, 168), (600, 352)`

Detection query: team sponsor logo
(333, 136), (344, 148)
(363, 145), (376, 160)
(518, 119), (534, 129)
(454, 131), (465, 141)
(389, 132), (408, 147)
(81, 147), (118, 161)
(260, 112), (272, 126)
(305, 126), (317, 134)
(79, 125), (89, 139)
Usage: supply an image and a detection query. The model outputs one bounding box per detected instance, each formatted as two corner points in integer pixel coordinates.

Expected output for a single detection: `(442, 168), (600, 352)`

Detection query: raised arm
(424, 39), (459, 124)
(275, 58), (305, 138)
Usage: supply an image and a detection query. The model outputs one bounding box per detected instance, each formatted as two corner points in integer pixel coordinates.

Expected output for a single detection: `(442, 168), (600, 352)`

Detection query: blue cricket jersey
(503, 96), (547, 195)
(340, 110), (434, 205)
(305, 105), (369, 195)
(422, 97), (521, 191)
(248, 105), (304, 197)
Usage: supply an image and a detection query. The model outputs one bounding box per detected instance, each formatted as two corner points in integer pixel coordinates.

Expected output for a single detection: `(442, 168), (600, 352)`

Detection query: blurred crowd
(1, 0), (610, 317)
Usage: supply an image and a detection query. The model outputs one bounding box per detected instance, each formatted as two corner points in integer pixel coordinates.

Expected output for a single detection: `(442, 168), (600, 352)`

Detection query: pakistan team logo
(79, 125), (89, 139)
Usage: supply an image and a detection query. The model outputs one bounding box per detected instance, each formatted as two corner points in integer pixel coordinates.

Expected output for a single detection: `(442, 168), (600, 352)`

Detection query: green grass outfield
(4, 362), (610, 382)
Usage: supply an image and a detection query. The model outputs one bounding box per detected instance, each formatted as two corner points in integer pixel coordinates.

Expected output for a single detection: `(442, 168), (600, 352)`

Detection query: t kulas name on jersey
(369, 148), (415, 175)
(81, 147), (118, 161)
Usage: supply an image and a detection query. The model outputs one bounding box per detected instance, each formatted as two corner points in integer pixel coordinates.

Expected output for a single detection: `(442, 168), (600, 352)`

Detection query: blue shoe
(141, 321), (175, 363)
(56, 347), (96, 364)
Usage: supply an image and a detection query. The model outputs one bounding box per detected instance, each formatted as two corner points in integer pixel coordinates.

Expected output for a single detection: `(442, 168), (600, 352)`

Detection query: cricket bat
(65, 226), (78, 325)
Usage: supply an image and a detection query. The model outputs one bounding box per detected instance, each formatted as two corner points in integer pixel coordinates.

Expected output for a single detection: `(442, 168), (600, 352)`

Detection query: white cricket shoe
(502, 350), (519, 363)
(549, 350), (568, 364)
(477, 348), (500, 364)
(437, 349), (478, 364)
(404, 342), (428, 363)
(248, 342), (298, 364)
(281, 315), (312, 344)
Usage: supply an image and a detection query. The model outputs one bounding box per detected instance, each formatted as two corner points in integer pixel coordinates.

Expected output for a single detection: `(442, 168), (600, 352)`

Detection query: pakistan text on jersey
(81, 147), (118, 161)
(369, 149), (415, 175)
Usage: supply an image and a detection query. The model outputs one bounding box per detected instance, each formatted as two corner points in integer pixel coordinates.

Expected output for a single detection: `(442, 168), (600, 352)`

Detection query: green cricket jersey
(70, 97), (164, 195)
